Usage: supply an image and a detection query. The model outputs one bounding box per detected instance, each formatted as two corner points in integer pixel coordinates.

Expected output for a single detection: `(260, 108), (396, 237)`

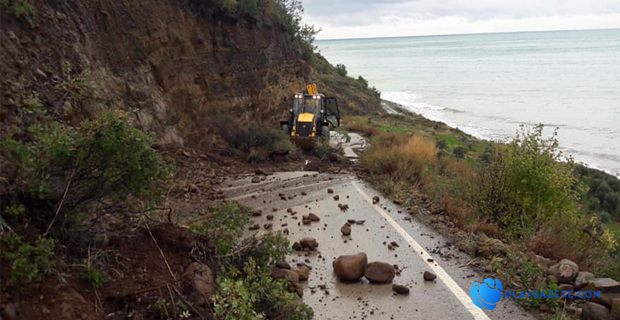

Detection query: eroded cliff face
(1, 0), (310, 148)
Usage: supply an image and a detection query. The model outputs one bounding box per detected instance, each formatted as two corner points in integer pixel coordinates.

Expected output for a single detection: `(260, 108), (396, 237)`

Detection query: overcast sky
(301, 0), (620, 39)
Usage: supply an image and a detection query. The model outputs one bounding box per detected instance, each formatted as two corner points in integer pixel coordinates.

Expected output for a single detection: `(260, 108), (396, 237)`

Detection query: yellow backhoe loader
(280, 83), (340, 148)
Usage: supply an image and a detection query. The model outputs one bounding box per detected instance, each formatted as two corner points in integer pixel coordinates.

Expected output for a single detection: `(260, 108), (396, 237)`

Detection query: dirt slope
(1, 0), (380, 150)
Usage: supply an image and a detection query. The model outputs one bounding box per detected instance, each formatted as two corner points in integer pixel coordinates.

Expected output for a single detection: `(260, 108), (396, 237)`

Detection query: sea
(316, 29), (620, 176)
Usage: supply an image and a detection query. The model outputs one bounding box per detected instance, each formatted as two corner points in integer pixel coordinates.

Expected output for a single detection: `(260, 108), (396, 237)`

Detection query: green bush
(214, 116), (297, 163)
(0, 0), (35, 21)
(479, 125), (581, 237)
(0, 111), (172, 233)
(216, 256), (312, 319)
(190, 202), (252, 255)
(335, 64), (348, 77)
(0, 235), (55, 284)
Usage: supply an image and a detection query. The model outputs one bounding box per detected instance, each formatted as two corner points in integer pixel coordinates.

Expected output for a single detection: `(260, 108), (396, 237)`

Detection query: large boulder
(585, 278), (620, 308)
(476, 233), (507, 257)
(574, 271), (595, 290)
(582, 302), (610, 320)
(333, 253), (368, 282)
(549, 259), (579, 283)
(364, 262), (395, 284)
(611, 298), (620, 320)
(182, 262), (215, 306)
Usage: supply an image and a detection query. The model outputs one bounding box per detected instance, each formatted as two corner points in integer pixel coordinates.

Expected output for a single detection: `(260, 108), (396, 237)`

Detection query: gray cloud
(302, 0), (620, 27)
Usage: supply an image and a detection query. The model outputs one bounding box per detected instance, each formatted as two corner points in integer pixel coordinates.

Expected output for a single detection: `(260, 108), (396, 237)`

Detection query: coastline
(381, 99), (620, 179)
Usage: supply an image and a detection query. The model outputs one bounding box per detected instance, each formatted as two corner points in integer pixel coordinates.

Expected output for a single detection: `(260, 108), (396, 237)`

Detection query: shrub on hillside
(190, 202), (252, 255)
(213, 115), (297, 163)
(478, 125), (581, 237)
(0, 111), (172, 234)
(0, 235), (55, 284)
(0, 0), (35, 22)
(335, 64), (348, 77)
(362, 134), (438, 185)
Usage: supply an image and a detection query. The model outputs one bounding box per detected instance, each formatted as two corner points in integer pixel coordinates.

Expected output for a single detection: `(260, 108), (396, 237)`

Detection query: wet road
(216, 133), (534, 320)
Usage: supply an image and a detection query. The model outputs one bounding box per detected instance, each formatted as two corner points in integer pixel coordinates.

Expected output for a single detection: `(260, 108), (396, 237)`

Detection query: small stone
(327, 188), (334, 194)
(341, 223), (351, 236)
(333, 195), (340, 200)
(392, 284), (410, 295)
(266, 214), (274, 220)
(423, 271), (437, 281)
(299, 237), (319, 250)
(248, 224), (260, 231)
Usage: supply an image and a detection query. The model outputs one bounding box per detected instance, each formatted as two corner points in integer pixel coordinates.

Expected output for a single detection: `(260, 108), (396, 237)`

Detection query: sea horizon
(316, 27), (620, 42)
(317, 28), (620, 176)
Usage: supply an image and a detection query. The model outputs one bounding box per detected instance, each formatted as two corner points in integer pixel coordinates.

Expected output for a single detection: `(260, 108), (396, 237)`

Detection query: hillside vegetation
(0, 0), (378, 319)
(345, 110), (620, 313)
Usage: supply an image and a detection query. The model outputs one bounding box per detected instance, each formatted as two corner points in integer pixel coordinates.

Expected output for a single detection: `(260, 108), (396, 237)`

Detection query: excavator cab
(281, 83), (340, 148)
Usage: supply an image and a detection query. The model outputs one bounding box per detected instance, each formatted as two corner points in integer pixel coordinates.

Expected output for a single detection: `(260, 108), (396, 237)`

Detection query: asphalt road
(216, 133), (535, 320)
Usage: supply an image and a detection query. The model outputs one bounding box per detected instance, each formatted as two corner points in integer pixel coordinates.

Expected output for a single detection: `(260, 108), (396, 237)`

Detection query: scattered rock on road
(327, 188), (334, 194)
(423, 271), (437, 281)
(333, 195), (340, 200)
(341, 223), (352, 236)
(308, 213), (320, 222)
(338, 204), (349, 211)
(392, 284), (410, 295)
(372, 196), (380, 204)
(299, 237), (319, 251)
(333, 253), (368, 282)
(364, 262), (396, 284)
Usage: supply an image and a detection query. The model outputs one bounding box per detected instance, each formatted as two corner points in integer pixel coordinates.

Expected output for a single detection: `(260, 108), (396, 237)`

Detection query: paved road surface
(216, 133), (534, 320)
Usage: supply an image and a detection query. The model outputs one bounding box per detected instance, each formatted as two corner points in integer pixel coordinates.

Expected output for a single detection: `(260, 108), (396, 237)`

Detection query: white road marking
(352, 181), (491, 320)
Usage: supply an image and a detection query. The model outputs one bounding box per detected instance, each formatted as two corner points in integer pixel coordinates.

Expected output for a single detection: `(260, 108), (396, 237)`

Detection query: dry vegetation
(350, 113), (620, 282)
